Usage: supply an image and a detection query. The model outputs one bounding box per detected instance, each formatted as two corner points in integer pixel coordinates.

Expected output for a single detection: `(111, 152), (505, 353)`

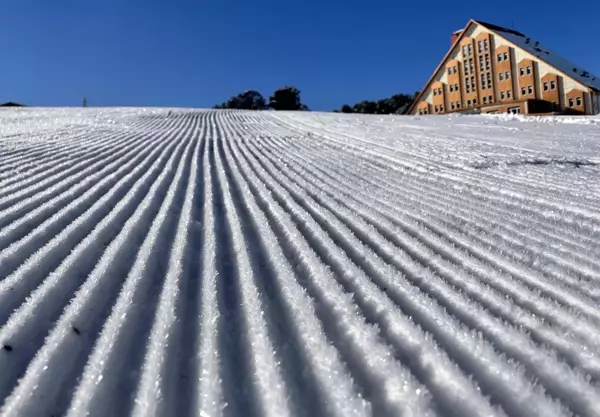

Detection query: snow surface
(1, 108), (600, 417)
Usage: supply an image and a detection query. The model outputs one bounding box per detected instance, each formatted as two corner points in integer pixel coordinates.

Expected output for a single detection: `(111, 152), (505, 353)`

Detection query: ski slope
(1, 108), (600, 417)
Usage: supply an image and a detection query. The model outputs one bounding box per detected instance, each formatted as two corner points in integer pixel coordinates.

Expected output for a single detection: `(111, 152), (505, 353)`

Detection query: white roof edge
(480, 23), (600, 91)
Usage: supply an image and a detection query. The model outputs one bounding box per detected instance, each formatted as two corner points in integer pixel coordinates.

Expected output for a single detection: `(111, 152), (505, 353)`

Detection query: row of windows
(497, 52), (509, 62)
(498, 71), (511, 81)
(422, 94), (583, 114)
(464, 76), (476, 93)
(437, 77), (563, 99)
(450, 101), (462, 110)
(482, 95), (494, 104)
(444, 74), (559, 96)
(480, 71), (493, 90)
(463, 58), (475, 75)
(462, 44), (473, 57)
(519, 66), (532, 76)
(477, 39), (489, 53)
(521, 85), (534, 96)
(448, 65), (458, 75)
(478, 53), (490, 71)
(543, 81), (557, 91)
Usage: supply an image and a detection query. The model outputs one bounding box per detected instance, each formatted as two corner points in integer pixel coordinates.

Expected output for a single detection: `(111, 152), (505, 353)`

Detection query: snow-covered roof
(476, 20), (600, 91)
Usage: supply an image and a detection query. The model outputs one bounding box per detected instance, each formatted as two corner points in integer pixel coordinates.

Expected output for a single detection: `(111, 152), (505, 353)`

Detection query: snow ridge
(0, 108), (600, 417)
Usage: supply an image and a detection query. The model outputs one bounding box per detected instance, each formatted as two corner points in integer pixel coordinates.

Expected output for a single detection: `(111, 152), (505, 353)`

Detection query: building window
(569, 98), (574, 107)
(456, 102), (461, 108)
(485, 55), (490, 70)
(455, 83), (459, 90)
(499, 72), (504, 81)
(468, 44), (472, 55)
(503, 52), (508, 61)
(497, 54), (503, 63)
(463, 60), (469, 75)
(528, 86), (533, 95)
(508, 106), (521, 114)
(433, 89), (437, 96)
(501, 91), (505, 99)
(520, 68), (525, 77)
(484, 39), (489, 51)
(507, 90), (512, 99)
(487, 80), (492, 89)
(526, 66), (532, 75)
(543, 82), (548, 91)
(550, 80), (556, 90)
(505, 71), (510, 79)
(451, 102), (455, 110)
(473, 98), (477, 105)
(483, 96), (487, 104)
(478, 40), (483, 53)
(440, 105), (444, 112)
(576, 97), (582, 106)
(521, 87), (527, 95)
(467, 99), (472, 106)
(449, 85), (454, 92)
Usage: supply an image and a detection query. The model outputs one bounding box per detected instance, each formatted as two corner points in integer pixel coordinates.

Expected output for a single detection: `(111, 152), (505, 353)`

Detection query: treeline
(335, 92), (418, 115)
(213, 86), (308, 111)
(213, 86), (418, 114)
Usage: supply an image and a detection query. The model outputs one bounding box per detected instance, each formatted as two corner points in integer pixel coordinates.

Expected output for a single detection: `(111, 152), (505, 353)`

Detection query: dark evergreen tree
(268, 86), (307, 111)
(213, 90), (267, 110)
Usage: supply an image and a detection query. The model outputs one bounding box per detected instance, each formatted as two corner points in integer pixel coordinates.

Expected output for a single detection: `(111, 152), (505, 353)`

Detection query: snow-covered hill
(1, 108), (600, 417)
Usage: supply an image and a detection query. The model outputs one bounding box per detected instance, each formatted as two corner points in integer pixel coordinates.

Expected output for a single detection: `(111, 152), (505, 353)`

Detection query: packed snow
(0, 108), (600, 417)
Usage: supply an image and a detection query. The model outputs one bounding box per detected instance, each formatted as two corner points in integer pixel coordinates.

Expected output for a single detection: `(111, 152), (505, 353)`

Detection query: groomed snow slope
(1, 108), (600, 417)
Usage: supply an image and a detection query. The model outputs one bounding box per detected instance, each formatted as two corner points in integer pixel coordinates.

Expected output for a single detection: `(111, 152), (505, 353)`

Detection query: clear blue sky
(1, 1), (598, 111)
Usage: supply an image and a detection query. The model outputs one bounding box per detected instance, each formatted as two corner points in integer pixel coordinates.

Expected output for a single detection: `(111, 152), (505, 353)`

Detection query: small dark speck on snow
(3, 345), (13, 352)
